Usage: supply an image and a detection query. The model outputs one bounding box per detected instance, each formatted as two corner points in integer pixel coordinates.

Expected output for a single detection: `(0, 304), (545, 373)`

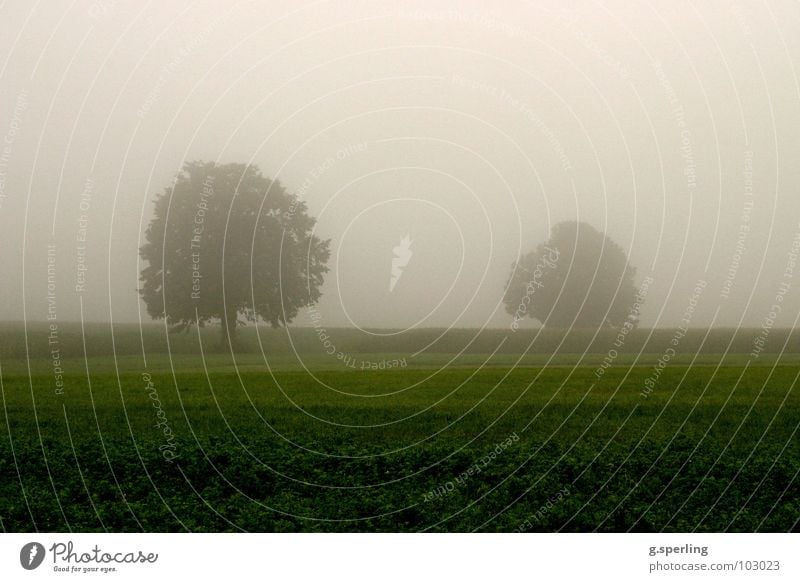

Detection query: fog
(1, 0), (799, 331)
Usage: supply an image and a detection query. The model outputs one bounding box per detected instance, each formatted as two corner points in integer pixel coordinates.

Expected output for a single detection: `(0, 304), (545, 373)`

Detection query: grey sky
(1, 0), (798, 330)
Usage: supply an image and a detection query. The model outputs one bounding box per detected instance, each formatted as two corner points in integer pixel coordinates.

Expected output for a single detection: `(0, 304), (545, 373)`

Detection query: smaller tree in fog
(139, 161), (330, 347)
(504, 221), (638, 329)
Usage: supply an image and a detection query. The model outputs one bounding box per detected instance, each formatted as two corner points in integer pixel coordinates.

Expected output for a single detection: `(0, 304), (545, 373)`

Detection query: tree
(504, 221), (638, 329)
(139, 161), (330, 347)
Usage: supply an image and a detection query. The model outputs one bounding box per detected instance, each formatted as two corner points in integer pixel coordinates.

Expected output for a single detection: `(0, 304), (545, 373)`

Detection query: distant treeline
(1, 322), (798, 360)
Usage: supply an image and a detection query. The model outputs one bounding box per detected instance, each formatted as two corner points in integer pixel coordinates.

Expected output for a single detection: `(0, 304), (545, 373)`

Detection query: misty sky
(1, 1), (799, 330)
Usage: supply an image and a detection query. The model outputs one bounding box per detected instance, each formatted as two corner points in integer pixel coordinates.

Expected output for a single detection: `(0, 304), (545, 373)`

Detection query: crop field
(0, 324), (798, 532)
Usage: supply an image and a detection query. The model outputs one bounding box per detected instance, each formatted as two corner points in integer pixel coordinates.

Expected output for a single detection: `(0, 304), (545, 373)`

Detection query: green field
(1, 324), (798, 532)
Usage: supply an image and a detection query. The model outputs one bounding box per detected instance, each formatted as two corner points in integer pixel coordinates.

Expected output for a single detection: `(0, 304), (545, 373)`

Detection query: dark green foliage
(1, 355), (797, 532)
(504, 221), (638, 328)
(1, 435), (796, 532)
(139, 161), (330, 345)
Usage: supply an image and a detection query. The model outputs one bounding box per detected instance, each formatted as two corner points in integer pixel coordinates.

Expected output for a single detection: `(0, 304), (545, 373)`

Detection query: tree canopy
(139, 161), (330, 346)
(504, 221), (638, 329)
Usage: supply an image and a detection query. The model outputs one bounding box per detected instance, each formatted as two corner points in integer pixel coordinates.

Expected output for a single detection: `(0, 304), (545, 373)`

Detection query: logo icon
(389, 235), (413, 292)
(20, 542), (45, 570)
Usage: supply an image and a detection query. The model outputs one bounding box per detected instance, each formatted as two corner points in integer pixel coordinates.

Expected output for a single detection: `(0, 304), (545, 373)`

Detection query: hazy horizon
(2, 1), (799, 332)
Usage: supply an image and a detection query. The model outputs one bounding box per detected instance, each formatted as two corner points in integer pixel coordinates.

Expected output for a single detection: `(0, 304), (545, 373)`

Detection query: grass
(0, 323), (798, 532)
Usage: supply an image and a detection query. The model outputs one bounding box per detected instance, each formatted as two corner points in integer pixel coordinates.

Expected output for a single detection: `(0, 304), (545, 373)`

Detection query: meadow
(0, 323), (798, 532)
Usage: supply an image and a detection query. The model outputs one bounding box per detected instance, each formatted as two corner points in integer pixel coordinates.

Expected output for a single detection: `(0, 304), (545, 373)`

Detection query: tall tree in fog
(139, 161), (330, 347)
(504, 221), (638, 329)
